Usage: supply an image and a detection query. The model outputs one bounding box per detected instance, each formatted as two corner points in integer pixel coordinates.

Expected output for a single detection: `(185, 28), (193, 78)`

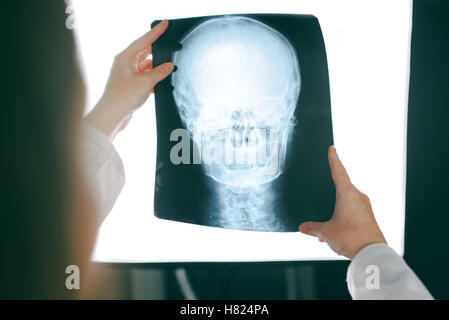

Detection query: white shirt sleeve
(80, 123), (126, 224)
(346, 243), (433, 300)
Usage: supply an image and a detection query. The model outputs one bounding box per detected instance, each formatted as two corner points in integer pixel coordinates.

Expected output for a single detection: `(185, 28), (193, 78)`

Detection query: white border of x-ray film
(71, 0), (412, 262)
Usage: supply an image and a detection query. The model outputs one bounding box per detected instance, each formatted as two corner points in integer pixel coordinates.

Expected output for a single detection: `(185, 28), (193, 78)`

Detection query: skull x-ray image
(152, 14), (335, 232)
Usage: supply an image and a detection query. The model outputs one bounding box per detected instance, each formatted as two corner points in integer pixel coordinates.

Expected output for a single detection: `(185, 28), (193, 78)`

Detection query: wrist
(349, 238), (387, 260)
(85, 98), (129, 140)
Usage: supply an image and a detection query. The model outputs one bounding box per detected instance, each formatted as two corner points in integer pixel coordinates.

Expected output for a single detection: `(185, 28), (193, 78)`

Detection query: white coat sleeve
(346, 243), (433, 300)
(80, 123), (126, 224)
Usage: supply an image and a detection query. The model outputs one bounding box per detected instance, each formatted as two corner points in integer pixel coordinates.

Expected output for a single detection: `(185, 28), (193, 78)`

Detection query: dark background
(152, 14), (335, 232)
(403, 0), (449, 300)
(92, 0), (449, 300)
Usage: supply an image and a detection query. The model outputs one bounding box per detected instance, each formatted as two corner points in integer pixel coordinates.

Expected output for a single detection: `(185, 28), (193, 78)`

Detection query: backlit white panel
(72, 0), (411, 262)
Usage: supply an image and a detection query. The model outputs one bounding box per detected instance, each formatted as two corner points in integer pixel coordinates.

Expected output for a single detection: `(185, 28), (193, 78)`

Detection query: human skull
(172, 16), (301, 189)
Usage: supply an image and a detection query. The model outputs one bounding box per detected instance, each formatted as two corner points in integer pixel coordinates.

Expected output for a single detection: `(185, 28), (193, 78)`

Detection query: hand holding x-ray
(86, 20), (174, 140)
(299, 146), (387, 259)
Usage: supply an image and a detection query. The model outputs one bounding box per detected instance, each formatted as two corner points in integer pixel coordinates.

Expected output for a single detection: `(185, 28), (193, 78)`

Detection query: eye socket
(251, 98), (287, 126)
(196, 101), (233, 124)
(195, 98), (291, 131)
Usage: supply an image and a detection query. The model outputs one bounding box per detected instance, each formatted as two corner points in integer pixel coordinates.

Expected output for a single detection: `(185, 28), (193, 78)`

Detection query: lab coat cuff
(346, 242), (389, 298)
(81, 123), (126, 223)
(346, 242), (433, 300)
(81, 124), (124, 172)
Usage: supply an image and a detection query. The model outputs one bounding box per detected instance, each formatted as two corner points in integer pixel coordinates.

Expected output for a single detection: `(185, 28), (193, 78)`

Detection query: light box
(72, 0), (412, 262)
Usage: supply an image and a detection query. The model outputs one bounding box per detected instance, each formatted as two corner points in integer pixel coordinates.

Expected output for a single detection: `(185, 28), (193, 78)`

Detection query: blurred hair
(2, 1), (89, 298)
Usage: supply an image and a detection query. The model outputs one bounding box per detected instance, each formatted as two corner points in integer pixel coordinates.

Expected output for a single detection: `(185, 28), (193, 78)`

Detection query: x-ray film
(152, 14), (334, 232)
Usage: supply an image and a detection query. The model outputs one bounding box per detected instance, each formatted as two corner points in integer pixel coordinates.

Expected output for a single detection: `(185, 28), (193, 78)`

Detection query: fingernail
(166, 63), (174, 72)
(331, 145), (338, 157)
(161, 63), (170, 72)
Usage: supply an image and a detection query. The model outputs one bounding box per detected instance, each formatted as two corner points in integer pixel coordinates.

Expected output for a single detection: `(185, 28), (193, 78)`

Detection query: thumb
(328, 146), (352, 193)
(141, 62), (174, 89)
(299, 221), (327, 238)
